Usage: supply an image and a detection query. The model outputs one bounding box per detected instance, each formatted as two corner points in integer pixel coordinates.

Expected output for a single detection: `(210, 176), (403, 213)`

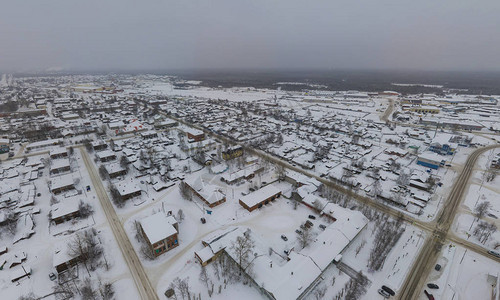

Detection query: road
(148, 103), (500, 297)
(397, 144), (500, 300)
(80, 147), (159, 300)
(381, 98), (394, 122)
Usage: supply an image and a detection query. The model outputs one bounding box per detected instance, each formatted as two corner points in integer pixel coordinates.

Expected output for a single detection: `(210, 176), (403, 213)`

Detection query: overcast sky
(1, 0), (499, 72)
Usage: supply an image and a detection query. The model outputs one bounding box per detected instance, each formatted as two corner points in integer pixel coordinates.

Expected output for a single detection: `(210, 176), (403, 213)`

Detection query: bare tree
(474, 201), (491, 220)
(368, 217), (405, 272)
(120, 155), (129, 170)
(199, 266), (213, 296)
(98, 165), (108, 180)
(396, 170), (410, 186)
(344, 271), (369, 300)
(109, 184), (124, 208)
(372, 179), (382, 197)
(78, 200), (94, 219)
(98, 281), (115, 300)
(172, 277), (191, 300)
(67, 229), (103, 275)
(473, 221), (497, 244)
(179, 181), (193, 201)
(297, 226), (313, 249)
(81, 277), (96, 300)
(83, 139), (93, 152)
(18, 293), (38, 300)
(0, 208), (18, 236)
(230, 233), (255, 276)
(177, 209), (185, 223)
(275, 165), (286, 181)
(313, 284), (327, 300)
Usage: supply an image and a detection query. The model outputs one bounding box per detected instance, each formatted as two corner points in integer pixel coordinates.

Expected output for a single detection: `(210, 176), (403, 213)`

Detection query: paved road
(397, 144), (500, 300)
(80, 147), (159, 300)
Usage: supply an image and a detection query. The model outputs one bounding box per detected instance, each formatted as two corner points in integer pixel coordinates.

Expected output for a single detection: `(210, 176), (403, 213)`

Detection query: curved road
(80, 147), (159, 300)
(397, 144), (500, 300)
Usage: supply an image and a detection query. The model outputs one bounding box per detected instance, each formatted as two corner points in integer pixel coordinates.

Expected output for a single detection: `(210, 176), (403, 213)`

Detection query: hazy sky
(1, 1), (499, 72)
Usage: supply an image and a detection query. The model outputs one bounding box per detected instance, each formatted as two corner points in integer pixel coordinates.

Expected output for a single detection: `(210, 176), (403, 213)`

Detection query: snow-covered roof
(50, 147), (67, 156)
(239, 184), (281, 208)
(51, 197), (80, 220)
(418, 152), (446, 163)
(50, 174), (74, 191)
(115, 182), (140, 196)
(96, 150), (116, 159)
(50, 158), (70, 171)
(26, 138), (62, 149)
(195, 246), (215, 264)
(140, 213), (178, 244)
(202, 219), (366, 300)
(104, 163), (126, 174)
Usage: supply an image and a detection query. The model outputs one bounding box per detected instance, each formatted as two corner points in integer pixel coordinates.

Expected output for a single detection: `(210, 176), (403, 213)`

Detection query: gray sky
(1, 0), (499, 72)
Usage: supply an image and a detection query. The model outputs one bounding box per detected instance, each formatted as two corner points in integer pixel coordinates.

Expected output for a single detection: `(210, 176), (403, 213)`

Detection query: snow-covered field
(421, 243), (500, 300)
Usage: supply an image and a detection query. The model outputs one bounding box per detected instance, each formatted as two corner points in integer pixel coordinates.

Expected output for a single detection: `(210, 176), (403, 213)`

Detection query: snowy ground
(420, 243), (500, 300)
(0, 149), (139, 299)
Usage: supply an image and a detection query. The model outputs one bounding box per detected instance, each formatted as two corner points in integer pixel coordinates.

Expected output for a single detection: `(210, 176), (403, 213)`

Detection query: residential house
(140, 212), (179, 257)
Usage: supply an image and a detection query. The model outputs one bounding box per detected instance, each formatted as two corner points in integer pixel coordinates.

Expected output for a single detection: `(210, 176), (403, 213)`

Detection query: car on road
(378, 289), (390, 298)
(200, 218), (206, 224)
(427, 283), (439, 289)
(281, 235), (288, 241)
(488, 250), (500, 258)
(381, 285), (395, 296)
(424, 290), (435, 300)
(434, 264), (441, 271)
(308, 215), (316, 220)
(8, 152), (14, 157)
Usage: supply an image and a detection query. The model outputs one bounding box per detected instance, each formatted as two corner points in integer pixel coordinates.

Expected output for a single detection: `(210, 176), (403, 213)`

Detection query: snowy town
(0, 73), (498, 300)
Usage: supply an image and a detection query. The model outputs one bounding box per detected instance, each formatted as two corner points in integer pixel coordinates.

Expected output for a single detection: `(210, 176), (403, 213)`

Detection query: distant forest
(14, 69), (500, 95)
(170, 69), (500, 95)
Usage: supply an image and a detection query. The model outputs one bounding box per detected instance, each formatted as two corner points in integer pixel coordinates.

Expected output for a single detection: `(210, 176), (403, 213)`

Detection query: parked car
(295, 229), (302, 235)
(381, 285), (395, 296)
(308, 215), (316, 220)
(49, 272), (57, 281)
(281, 235), (288, 241)
(305, 220), (313, 228)
(434, 264), (441, 271)
(200, 218), (206, 224)
(8, 152), (14, 157)
(378, 289), (390, 298)
(427, 283), (439, 289)
(319, 224), (326, 230)
(424, 290), (435, 300)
